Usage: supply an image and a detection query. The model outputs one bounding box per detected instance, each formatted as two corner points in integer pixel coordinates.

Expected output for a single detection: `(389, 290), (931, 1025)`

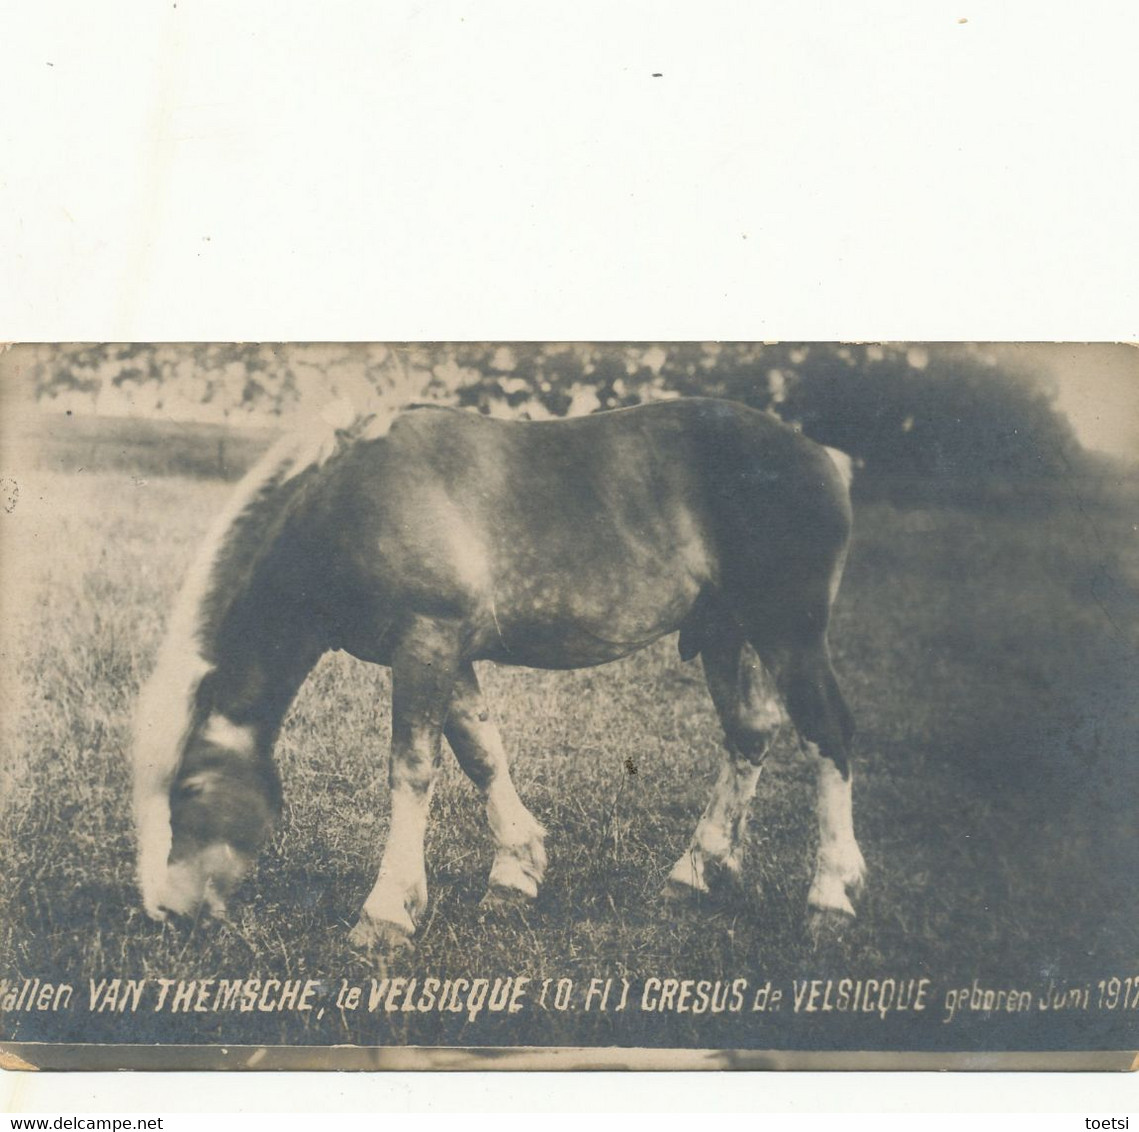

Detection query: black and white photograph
(2, 342), (1137, 1069)
(4, 0), (1139, 1114)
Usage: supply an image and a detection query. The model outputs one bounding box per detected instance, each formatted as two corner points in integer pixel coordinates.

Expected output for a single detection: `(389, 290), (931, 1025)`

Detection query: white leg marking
(444, 666), (547, 902)
(807, 747), (866, 916)
(353, 622), (459, 946)
(359, 779), (435, 936)
(486, 775), (547, 898)
(668, 757), (761, 894)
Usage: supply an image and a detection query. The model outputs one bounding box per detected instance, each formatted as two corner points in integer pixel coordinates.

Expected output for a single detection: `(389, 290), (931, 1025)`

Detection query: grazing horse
(132, 397), (865, 949)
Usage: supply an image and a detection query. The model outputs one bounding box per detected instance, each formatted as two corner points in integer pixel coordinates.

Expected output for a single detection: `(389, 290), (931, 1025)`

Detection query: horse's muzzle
(144, 842), (250, 922)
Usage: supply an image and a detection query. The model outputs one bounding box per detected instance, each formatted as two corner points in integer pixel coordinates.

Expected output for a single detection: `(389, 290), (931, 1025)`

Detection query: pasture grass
(11, 410), (278, 482)
(1, 453), (1137, 1053)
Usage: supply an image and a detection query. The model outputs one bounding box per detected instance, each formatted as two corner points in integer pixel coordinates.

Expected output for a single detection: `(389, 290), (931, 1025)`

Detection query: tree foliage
(29, 342), (1084, 490)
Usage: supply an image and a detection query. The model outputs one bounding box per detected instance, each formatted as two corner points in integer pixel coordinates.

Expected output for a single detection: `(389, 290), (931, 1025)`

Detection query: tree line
(27, 342), (1085, 494)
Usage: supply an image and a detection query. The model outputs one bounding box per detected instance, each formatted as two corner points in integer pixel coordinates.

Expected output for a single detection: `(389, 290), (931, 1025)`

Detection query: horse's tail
(822, 445), (855, 494)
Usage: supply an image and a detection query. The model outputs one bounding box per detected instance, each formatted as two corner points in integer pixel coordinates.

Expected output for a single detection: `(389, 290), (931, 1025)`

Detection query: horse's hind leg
(665, 632), (782, 900)
(806, 743), (865, 920)
(766, 641), (866, 922)
(444, 663), (547, 908)
(351, 615), (461, 951)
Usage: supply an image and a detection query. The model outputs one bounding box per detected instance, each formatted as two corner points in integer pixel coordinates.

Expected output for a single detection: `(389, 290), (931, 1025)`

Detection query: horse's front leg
(444, 663), (547, 909)
(350, 616), (461, 951)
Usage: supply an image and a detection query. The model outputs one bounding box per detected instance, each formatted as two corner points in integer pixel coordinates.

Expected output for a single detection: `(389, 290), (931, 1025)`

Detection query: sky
(991, 343), (1139, 460)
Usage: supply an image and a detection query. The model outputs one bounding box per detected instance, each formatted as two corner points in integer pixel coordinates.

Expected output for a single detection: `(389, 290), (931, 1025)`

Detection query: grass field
(2, 417), (1138, 1054)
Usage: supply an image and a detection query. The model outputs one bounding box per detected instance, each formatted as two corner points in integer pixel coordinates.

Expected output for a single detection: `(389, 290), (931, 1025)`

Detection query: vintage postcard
(1, 342), (1137, 1071)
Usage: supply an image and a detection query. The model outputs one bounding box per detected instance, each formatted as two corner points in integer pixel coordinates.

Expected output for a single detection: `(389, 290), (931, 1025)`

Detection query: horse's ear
(677, 623), (702, 662)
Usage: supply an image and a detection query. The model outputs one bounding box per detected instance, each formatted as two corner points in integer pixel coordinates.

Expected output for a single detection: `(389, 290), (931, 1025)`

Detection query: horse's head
(132, 422), (337, 924)
(136, 710), (281, 921)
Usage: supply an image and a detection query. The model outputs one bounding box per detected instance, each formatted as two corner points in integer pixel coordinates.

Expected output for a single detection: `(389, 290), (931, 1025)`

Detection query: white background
(2, 0), (1138, 1114)
(3, 0), (1138, 342)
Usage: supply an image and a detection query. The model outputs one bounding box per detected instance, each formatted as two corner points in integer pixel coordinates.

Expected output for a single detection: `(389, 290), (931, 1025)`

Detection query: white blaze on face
(137, 735), (259, 920)
(161, 842), (250, 918)
(200, 713), (257, 756)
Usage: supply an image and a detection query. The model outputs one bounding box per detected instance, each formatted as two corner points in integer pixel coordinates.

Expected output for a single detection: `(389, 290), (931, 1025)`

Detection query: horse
(131, 396), (865, 950)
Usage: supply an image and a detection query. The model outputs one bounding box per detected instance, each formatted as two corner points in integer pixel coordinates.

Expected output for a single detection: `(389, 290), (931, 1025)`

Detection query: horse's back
(378, 398), (844, 516)
(375, 398), (850, 576)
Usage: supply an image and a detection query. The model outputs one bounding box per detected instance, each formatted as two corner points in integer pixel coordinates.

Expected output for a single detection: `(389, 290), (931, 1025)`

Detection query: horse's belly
(471, 500), (714, 668)
(478, 575), (701, 669)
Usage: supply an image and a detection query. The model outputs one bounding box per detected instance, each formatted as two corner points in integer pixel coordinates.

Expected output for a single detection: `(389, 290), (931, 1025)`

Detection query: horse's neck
(202, 608), (324, 745)
(193, 540), (324, 746)
(195, 467), (331, 738)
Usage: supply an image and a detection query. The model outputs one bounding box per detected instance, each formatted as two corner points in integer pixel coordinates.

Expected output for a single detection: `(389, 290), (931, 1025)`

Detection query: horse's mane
(191, 436), (323, 659)
(132, 405), (389, 790)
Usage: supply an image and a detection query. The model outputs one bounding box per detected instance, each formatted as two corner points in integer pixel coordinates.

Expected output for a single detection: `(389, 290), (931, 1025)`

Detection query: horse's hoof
(806, 906), (855, 947)
(348, 916), (415, 953)
(662, 878), (707, 904)
(478, 885), (534, 919)
(702, 858), (744, 896)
